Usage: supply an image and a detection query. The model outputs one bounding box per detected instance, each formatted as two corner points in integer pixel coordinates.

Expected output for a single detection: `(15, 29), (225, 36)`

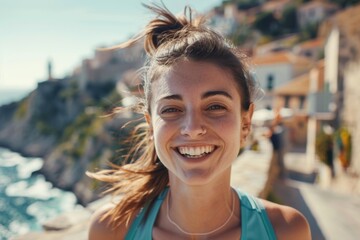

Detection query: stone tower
(47, 58), (53, 81)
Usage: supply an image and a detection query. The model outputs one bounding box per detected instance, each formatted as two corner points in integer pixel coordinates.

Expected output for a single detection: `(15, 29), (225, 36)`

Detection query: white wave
(5, 177), (53, 200)
(0, 151), (27, 167)
(5, 180), (27, 194)
(9, 220), (30, 235)
(26, 202), (59, 223)
(0, 175), (11, 185)
(26, 193), (78, 221)
(16, 158), (43, 179)
(58, 192), (78, 209)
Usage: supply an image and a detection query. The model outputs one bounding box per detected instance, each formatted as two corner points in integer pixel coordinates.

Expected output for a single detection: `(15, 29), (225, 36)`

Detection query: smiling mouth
(176, 145), (215, 159)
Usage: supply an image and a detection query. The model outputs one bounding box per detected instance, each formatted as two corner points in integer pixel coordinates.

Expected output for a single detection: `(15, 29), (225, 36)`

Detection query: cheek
(152, 118), (174, 152)
(218, 116), (242, 152)
(152, 122), (176, 169)
(152, 117), (169, 137)
(214, 114), (241, 135)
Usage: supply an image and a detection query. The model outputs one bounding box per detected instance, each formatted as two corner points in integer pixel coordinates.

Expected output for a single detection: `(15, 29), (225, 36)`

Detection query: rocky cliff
(0, 78), (135, 205)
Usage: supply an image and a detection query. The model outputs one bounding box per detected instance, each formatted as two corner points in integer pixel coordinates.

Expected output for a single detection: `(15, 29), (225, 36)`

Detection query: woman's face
(148, 60), (251, 186)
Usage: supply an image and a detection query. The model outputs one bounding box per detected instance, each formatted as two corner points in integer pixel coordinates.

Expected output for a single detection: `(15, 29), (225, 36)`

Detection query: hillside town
(69, 0), (360, 186)
(2, 0), (360, 239)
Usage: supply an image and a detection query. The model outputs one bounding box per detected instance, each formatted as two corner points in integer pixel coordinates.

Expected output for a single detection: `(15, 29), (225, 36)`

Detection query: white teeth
(178, 146), (215, 157)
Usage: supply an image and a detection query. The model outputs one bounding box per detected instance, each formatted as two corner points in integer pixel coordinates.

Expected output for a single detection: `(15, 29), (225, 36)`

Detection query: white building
(251, 51), (313, 91)
(297, 1), (339, 29)
(251, 51), (313, 109)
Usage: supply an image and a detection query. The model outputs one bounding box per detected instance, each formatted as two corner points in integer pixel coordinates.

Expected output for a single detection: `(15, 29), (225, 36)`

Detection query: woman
(88, 3), (311, 240)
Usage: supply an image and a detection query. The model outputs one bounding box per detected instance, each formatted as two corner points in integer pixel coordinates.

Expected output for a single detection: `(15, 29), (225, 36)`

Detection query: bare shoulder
(88, 203), (128, 240)
(261, 199), (311, 240)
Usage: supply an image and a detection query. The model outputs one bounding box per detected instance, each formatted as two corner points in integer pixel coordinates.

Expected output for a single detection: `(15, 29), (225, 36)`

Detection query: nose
(180, 111), (207, 138)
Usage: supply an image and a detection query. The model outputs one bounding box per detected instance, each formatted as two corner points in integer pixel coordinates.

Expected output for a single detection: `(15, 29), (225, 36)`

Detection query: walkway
(231, 137), (273, 197)
(273, 150), (360, 240)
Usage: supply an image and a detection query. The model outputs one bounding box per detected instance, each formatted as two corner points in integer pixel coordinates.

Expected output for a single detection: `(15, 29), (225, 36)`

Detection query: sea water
(0, 148), (78, 239)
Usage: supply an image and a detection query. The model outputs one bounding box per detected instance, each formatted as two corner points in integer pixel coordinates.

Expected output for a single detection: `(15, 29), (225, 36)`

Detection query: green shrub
(15, 98), (29, 119)
(35, 121), (55, 135)
(315, 130), (334, 166)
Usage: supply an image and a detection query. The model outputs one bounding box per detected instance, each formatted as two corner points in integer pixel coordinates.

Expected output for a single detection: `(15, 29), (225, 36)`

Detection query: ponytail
(103, 3), (205, 56)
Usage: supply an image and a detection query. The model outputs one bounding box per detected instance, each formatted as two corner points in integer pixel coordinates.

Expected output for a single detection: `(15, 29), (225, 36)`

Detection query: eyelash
(161, 107), (181, 114)
(207, 104), (226, 111)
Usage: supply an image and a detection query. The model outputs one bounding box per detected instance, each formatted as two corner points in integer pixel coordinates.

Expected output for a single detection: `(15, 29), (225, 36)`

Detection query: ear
(240, 103), (254, 146)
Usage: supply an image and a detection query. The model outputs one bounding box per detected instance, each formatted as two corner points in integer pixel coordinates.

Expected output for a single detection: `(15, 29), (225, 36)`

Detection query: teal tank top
(125, 187), (277, 240)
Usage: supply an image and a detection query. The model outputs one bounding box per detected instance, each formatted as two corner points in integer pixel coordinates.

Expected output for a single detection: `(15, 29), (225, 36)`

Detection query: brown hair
(87, 2), (257, 229)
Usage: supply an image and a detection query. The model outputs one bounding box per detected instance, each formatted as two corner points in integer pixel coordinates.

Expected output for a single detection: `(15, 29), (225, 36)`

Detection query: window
(267, 74), (274, 91)
(299, 96), (305, 109)
(284, 95), (290, 108)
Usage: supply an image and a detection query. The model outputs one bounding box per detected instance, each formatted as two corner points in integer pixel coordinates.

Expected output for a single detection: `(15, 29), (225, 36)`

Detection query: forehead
(151, 60), (240, 100)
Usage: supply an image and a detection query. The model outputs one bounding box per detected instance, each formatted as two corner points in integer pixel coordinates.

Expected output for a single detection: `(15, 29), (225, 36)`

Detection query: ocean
(0, 90), (79, 239)
(0, 148), (79, 239)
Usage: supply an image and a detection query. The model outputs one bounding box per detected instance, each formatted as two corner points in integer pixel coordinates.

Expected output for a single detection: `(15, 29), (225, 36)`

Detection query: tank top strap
(126, 187), (276, 240)
(125, 187), (169, 240)
(235, 189), (277, 240)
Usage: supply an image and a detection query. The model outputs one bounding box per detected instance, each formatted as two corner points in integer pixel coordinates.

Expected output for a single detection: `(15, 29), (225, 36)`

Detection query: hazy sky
(0, 0), (223, 91)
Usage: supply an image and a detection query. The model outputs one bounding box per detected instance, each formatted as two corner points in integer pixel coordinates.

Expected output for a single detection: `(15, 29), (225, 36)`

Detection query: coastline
(0, 147), (80, 239)
(0, 144), (89, 207)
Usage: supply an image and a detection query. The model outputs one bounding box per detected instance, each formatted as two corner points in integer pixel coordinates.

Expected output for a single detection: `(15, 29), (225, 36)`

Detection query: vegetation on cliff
(0, 77), (139, 205)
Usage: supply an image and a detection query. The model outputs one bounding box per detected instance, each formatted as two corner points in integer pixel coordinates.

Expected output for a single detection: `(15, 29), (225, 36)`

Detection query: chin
(176, 169), (219, 186)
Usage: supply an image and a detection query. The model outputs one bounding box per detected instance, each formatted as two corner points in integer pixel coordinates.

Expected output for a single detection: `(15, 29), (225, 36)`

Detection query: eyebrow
(202, 90), (233, 100)
(160, 94), (182, 101)
(158, 90), (233, 102)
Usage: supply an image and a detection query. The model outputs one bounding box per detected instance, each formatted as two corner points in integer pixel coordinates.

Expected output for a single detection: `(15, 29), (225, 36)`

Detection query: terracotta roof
(299, 1), (339, 11)
(251, 52), (291, 65)
(251, 51), (313, 67)
(297, 38), (324, 50)
(274, 74), (310, 95)
(262, 0), (291, 12)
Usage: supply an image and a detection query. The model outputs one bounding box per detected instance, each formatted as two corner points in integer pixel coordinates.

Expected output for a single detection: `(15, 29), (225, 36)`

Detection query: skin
(89, 60), (311, 240)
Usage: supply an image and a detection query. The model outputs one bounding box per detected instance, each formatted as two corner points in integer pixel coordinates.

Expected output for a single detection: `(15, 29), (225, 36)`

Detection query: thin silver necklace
(166, 190), (235, 236)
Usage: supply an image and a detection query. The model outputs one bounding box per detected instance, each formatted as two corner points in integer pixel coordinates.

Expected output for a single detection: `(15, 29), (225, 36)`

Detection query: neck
(165, 182), (239, 236)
